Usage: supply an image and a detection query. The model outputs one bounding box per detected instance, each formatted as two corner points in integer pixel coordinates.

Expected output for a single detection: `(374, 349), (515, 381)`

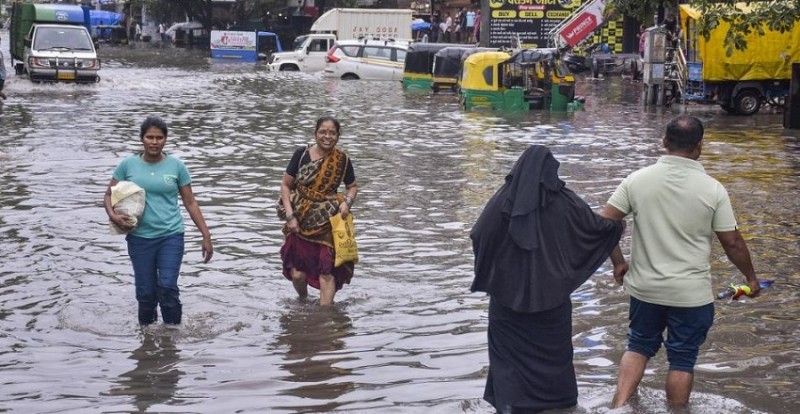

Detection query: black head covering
(470, 145), (623, 313)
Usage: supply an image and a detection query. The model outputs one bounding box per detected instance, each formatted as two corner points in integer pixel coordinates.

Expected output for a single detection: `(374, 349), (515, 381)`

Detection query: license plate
(57, 72), (76, 80)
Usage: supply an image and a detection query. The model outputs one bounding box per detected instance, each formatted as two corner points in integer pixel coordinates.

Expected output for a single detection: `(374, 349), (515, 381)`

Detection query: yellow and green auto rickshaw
(431, 46), (475, 93)
(460, 48), (584, 111)
(402, 42), (464, 90)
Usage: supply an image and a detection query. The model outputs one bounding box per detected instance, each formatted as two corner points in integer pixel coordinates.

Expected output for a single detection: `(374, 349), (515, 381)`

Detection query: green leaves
(608, 0), (800, 55)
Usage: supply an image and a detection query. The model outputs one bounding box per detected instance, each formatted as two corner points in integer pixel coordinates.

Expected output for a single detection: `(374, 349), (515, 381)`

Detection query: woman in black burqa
(470, 145), (624, 413)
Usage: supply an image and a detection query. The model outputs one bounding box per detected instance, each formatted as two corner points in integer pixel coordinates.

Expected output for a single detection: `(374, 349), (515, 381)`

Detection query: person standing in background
(442, 12), (452, 43)
(466, 8), (476, 43)
(0, 37), (7, 100)
(473, 9), (482, 45)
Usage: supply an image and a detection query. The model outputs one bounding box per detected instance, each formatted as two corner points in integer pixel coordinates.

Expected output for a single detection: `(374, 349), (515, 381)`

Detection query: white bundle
(109, 181), (145, 235)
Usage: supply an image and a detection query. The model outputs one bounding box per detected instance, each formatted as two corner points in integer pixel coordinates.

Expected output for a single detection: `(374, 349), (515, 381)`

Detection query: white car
(324, 38), (409, 81)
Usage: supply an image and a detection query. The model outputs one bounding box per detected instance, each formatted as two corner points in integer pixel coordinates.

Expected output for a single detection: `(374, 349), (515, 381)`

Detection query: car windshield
(33, 27), (94, 51)
(293, 36), (308, 51)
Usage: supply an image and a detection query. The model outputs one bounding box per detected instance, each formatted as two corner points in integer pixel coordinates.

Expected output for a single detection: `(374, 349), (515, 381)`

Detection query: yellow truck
(680, 3), (800, 115)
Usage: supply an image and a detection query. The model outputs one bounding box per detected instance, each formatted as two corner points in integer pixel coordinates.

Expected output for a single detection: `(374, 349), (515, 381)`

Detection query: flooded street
(1, 38), (798, 414)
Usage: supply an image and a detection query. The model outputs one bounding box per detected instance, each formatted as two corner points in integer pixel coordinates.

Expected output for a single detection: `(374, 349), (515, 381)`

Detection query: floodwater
(0, 38), (798, 414)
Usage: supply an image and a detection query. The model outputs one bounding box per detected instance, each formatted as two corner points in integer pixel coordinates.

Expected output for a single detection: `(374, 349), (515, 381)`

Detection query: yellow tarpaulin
(679, 3), (799, 82)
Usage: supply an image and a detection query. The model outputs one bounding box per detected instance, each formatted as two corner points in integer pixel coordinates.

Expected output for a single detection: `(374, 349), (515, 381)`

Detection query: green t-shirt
(113, 154), (191, 238)
(608, 155), (737, 307)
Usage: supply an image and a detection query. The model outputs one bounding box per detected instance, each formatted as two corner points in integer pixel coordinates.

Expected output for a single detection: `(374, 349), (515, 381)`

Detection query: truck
(679, 3), (799, 115)
(267, 8), (412, 72)
(9, 2), (100, 83)
(210, 30), (283, 61)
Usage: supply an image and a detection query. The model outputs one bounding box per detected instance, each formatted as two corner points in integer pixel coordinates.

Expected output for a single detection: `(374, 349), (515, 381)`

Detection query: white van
(24, 24), (100, 83)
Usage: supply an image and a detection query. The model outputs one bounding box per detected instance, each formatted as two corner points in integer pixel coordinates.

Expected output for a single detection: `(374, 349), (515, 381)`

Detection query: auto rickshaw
(459, 49), (583, 111)
(431, 46), (475, 92)
(402, 42), (464, 90)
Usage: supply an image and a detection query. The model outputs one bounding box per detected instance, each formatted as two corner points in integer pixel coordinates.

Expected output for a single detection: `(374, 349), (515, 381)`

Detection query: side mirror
(24, 37), (32, 47)
(305, 47), (310, 55)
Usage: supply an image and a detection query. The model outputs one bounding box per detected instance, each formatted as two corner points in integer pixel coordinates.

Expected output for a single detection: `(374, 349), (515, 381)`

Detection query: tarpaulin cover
(679, 3), (799, 81)
(90, 10), (122, 27)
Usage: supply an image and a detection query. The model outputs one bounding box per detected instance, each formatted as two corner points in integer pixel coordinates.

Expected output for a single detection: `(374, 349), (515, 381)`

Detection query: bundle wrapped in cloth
(109, 181), (145, 235)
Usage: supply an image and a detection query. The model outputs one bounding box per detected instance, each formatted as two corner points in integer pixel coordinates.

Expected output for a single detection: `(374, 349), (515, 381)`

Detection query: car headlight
(31, 57), (52, 68)
(77, 59), (100, 69)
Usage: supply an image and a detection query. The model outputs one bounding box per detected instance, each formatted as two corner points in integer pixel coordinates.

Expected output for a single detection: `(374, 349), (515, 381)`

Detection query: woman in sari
(279, 116), (358, 305)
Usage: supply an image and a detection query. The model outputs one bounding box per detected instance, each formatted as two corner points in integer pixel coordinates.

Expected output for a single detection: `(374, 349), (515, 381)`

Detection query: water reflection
(109, 332), (183, 413)
(275, 303), (355, 408)
(0, 40), (797, 413)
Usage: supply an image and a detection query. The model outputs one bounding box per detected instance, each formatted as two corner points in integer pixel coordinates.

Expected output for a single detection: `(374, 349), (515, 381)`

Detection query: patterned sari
(280, 146), (354, 290)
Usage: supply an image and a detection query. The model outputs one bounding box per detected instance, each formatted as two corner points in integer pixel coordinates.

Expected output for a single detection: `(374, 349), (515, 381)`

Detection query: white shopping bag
(109, 181), (145, 235)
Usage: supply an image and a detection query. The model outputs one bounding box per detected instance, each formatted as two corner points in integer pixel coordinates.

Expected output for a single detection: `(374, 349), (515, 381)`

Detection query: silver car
(324, 38), (409, 81)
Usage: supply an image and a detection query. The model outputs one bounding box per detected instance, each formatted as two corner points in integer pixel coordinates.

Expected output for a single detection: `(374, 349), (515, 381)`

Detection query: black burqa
(470, 145), (623, 413)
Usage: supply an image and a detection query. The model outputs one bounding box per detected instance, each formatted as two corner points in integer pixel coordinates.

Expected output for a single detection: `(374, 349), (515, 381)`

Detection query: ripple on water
(0, 43), (798, 413)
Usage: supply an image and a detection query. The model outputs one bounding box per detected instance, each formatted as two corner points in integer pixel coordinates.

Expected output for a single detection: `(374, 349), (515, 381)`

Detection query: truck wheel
(591, 58), (600, 78)
(734, 89), (762, 115)
(280, 64), (299, 71)
(14, 63), (24, 75)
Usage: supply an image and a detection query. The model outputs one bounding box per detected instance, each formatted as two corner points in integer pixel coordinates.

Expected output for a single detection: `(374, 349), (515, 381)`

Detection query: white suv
(324, 38), (409, 81)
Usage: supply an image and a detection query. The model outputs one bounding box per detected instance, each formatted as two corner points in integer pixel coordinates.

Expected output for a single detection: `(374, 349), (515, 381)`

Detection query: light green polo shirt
(608, 155), (737, 307)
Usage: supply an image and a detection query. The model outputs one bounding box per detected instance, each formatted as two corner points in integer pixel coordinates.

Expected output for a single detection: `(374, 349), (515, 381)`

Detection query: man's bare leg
(319, 274), (336, 306)
(612, 351), (649, 408)
(666, 370), (693, 407)
(290, 268), (308, 299)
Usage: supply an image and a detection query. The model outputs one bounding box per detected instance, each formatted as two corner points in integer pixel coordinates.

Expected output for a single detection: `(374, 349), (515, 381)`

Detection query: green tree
(691, 0), (799, 56)
(604, 0), (663, 26)
(607, 0), (800, 55)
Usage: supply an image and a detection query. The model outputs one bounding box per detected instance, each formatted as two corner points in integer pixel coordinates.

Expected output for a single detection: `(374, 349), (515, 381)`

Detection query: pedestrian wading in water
(104, 116), (213, 327)
(600, 115), (760, 408)
(278, 115), (358, 306)
(470, 145), (623, 413)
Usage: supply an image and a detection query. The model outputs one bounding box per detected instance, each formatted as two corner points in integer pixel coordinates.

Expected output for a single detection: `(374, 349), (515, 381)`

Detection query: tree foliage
(604, 0), (664, 25)
(693, 1), (800, 56)
(608, 0), (800, 55)
(140, 0), (284, 29)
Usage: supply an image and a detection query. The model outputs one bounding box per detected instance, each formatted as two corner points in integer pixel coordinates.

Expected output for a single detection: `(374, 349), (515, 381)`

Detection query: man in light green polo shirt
(599, 115), (760, 409)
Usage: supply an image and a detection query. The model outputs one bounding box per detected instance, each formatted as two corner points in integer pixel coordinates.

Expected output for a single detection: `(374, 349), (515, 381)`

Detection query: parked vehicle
(679, 3), (798, 115)
(402, 42), (462, 90)
(268, 33), (336, 72)
(324, 38), (409, 81)
(9, 3), (100, 83)
(431, 46), (474, 92)
(210, 30), (283, 61)
(268, 8), (412, 73)
(460, 49), (582, 111)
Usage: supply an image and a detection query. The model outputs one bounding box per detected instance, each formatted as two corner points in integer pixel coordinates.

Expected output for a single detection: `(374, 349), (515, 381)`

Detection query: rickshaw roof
(463, 51), (512, 66)
(460, 47), (502, 62)
(434, 46), (475, 59)
(407, 42), (464, 54)
(507, 48), (559, 64)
